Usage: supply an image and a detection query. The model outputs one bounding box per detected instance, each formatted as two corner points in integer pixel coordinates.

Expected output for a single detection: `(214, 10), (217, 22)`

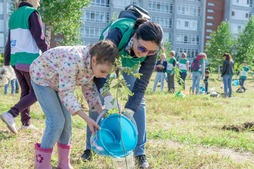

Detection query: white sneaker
(20, 124), (37, 130)
(0, 112), (17, 134)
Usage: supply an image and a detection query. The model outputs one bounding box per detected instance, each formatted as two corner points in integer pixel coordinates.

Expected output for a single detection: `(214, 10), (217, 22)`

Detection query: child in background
(204, 68), (210, 94)
(237, 61), (253, 92)
(4, 78), (19, 96)
(152, 53), (167, 92)
(30, 40), (119, 169)
(166, 50), (176, 93)
(178, 53), (189, 90)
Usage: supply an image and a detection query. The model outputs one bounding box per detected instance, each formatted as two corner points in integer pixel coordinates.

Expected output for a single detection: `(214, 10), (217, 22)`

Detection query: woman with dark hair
(81, 7), (163, 168)
(221, 53), (234, 98)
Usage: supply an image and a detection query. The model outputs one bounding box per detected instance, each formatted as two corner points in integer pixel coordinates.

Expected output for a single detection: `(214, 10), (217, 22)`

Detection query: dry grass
(0, 73), (254, 168)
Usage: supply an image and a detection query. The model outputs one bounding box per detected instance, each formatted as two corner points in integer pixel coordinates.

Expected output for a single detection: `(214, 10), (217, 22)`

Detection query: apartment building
(82, 0), (206, 60)
(225, 0), (253, 36)
(0, 0), (10, 54)
(204, 0), (225, 47)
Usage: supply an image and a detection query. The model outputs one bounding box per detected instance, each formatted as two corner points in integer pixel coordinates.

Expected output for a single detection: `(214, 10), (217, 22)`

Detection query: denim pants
(223, 75), (232, 97)
(204, 79), (209, 93)
(8, 67), (37, 126)
(240, 78), (246, 90)
(192, 72), (202, 94)
(4, 79), (16, 95)
(153, 72), (165, 92)
(178, 72), (187, 90)
(167, 73), (175, 92)
(86, 72), (147, 157)
(32, 81), (72, 149)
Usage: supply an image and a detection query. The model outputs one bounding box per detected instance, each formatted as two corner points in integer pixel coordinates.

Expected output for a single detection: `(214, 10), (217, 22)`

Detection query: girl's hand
(76, 110), (101, 135)
(86, 117), (101, 135)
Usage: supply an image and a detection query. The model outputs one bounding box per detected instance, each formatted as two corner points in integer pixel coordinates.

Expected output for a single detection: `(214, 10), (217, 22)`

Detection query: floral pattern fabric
(30, 46), (101, 115)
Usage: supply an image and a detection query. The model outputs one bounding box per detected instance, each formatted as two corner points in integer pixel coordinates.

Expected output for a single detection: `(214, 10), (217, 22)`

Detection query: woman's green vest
(100, 18), (146, 67)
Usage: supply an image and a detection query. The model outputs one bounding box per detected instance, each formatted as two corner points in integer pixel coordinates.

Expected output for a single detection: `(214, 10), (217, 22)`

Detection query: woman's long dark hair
(223, 53), (232, 62)
(133, 18), (163, 50)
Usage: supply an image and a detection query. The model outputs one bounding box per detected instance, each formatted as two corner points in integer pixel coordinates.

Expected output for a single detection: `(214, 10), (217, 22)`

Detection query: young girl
(178, 53), (189, 90)
(30, 40), (119, 169)
(167, 50), (176, 93)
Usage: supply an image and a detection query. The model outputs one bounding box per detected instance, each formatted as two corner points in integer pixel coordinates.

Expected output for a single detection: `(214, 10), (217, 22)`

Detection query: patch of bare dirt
(148, 139), (254, 164)
(222, 122), (254, 132)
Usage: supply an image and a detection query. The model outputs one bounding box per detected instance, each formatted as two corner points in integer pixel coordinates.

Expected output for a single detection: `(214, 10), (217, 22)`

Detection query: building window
(238, 26), (241, 31)
(247, 0), (253, 7)
(246, 13), (249, 18)
(236, 0), (239, 3)
(206, 42), (211, 46)
(91, 0), (109, 7)
(207, 16), (214, 19)
(207, 9), (214, 13)
(207, 22), (213, 26)
(0, 33), (4, 47)
(148, 1), (173, 13)
(208, 3), (215, 6)
(84, 10), (109, 23)
(232, 11), (235, 16)
(206, 36), (211, 39)
(0, 2), (3, 15)
(206, 29), (213, 32)
(176, 34), (200, 45)
(177, 4), (201, 16)
(150, 17), (173, 29)
(184, 21), (189, 27)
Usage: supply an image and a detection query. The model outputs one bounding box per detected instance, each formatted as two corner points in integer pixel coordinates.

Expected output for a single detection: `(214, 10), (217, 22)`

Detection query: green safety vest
(240, 66), (249, 79)
(179, 59), (189, 73)
(100, 18), (146, 67)
(9, 6), (40, 66)
(167, 57), (176, 74)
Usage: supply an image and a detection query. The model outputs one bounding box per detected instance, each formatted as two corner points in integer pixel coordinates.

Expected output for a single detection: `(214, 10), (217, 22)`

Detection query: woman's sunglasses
(137, 40), (159, 55)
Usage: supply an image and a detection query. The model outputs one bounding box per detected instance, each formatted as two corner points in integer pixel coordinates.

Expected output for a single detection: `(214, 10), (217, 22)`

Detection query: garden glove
(3, 65), (16, 81)
(104, 95), (122, 112)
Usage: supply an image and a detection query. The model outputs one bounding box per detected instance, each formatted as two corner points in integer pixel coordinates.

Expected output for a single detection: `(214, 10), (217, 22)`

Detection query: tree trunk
(45, 24), (52, 47)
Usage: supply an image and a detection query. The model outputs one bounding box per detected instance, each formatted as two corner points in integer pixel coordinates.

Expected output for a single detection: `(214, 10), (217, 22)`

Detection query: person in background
(177, 52), (189, 90)
(4, 66), (18, 96)
(204, 68), (210, 94)
(4, 78), (18, 96)
(237, 61), (253, 92)
(221, 53), (234, 98)
(166, 50), (176, 93)
(152, 53), (167, 93)
(0, 0), (50, 133)
(191, 53), (206, 95)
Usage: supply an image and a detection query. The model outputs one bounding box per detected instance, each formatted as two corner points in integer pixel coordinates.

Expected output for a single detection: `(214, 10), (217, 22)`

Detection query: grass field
(0, 72), (254, 169)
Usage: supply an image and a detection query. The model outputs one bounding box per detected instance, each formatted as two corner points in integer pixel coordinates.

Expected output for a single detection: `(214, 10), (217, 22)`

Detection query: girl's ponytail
(133, 18), (148, 30)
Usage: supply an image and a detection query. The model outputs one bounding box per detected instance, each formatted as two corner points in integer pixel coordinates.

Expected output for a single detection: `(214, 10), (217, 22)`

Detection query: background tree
(205, 21), (235, 75)
(38, 0), (91, 46)
(234, 16), (254, 66)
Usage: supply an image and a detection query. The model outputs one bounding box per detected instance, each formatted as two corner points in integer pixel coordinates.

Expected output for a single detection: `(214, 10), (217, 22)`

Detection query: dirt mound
(222, 122), (254, 132)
